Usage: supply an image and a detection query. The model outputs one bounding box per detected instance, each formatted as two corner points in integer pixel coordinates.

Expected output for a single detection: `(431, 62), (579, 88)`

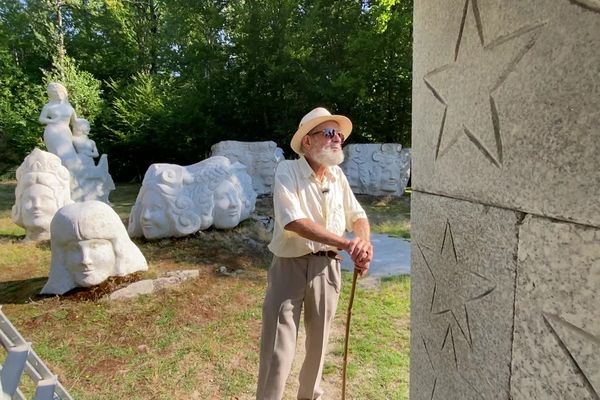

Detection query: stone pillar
(410, 1), (600, 399)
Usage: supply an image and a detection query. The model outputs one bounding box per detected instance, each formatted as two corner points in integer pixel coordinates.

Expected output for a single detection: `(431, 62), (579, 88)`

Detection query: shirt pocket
(329, 203), (345, 234)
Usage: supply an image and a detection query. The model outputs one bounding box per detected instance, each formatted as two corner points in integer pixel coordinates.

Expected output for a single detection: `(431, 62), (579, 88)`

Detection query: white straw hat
(290, 107), (352, 155)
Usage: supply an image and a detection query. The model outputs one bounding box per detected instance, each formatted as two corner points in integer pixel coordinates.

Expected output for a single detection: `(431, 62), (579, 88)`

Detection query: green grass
(335, 274), (411, 399)
(358, 193), (411, 239)
(0, 182), (411, 399)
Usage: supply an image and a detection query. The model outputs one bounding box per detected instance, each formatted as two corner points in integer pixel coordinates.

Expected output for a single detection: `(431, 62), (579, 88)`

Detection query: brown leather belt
(311, 250), (342, 261)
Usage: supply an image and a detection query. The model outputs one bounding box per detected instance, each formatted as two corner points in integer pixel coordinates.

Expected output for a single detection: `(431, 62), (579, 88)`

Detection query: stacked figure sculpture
(128, 156), (257, 240)
(39, 82), (114, 202)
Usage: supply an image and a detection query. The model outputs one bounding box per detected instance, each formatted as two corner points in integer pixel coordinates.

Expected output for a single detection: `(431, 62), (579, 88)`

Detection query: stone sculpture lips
(226, 208), (241, 217)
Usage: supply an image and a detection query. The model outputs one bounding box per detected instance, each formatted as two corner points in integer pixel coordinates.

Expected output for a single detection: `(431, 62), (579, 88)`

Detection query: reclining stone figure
(128, 156), (256, 240)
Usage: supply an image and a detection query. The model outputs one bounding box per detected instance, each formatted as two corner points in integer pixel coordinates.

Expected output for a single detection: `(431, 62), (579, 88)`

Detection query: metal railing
(0, 306), (73, 400)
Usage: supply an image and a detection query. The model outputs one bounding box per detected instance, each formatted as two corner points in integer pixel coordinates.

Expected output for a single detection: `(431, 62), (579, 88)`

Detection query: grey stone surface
(511, 216), (600, 400)
(109, 269), (200, 300)
(109, 279), (155, 300)
(412, 0), (600, 228)
(410, 191), (519, 400)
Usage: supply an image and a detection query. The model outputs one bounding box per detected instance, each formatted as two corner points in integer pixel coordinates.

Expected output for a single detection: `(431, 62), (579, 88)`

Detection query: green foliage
(98, 72), (181, 180)
(0, 0), (413, 179)
(0, 51), (45, 175)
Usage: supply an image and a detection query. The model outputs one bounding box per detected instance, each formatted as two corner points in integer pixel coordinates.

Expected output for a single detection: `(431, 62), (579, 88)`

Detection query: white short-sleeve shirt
(268, 156), (367, 258)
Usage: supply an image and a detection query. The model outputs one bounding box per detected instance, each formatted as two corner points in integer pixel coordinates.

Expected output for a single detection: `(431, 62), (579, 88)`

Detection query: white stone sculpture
(72, 118), (99, 166)
(128, 156), (256, 239)
(41, 201), (148, 295)
(11, 149), (73, 241)
(39, 82), (115, 203)
(210, 140), (284, 195)
(341, 143), (411, 196)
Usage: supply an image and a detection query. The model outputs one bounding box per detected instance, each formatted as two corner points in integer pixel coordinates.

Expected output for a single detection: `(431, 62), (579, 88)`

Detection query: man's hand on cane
(345, 236), (373, 276)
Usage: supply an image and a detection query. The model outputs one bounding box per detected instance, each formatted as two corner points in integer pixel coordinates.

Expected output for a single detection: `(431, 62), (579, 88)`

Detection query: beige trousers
(256, 254), (342, 400)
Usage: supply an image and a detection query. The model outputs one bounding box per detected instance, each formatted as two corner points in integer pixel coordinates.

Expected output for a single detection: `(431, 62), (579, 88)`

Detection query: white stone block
(210, 140), (284, 195)
(128, 156), (257, 239)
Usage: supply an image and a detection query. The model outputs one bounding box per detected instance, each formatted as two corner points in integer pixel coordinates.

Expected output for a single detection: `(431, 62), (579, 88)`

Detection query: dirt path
(282, 316), (345, 400)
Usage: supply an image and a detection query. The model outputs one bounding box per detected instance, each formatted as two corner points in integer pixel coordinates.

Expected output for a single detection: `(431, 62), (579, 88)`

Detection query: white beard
(312, 145), (345, 166)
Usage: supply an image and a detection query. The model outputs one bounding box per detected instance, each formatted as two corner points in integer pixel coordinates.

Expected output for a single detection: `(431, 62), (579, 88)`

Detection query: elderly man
(256, 107), (373, 400)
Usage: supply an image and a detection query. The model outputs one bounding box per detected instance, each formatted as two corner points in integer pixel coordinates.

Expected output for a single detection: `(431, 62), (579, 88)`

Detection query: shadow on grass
(0, 277), (48, 304)
(0, 272), (147, 304)
(0, 234), (24, 242)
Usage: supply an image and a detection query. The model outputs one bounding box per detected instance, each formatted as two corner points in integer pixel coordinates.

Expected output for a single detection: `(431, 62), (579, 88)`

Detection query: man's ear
(301, 135), (311, 152)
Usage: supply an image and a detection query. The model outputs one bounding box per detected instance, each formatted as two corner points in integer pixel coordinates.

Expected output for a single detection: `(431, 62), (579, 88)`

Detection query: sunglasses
(308, 127), (345, 142)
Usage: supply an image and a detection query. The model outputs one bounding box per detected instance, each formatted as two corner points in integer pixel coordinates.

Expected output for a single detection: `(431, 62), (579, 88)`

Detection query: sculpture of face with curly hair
(212, 178), (243, 229)
(139, 188), (174, 239)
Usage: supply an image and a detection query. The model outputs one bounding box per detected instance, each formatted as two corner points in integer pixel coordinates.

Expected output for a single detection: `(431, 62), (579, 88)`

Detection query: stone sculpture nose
(31, 197), (42, 208)
(142, 208), (151, 221)
(81, 249), (93, 267)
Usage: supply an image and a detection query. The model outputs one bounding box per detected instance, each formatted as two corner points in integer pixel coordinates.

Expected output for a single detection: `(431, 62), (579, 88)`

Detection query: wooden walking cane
(341, 268), (359, 400)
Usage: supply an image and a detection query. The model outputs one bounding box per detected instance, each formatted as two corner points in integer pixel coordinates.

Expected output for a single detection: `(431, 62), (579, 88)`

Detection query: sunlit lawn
(0, 181), (410, 399)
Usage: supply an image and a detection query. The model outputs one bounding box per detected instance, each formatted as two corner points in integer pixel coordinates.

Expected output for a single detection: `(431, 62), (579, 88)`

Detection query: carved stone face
(140, 190), (172, 239)
(256, 160), (275, 191)
(212, 180), (242, 229)
(21, 184), (59, 233)
(64, 239), (115, 287)
(380, 164), (400, 192)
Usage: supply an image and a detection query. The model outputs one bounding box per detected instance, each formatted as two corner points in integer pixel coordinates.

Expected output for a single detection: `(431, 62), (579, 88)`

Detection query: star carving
(420, 334), (484, 400)
(417, 221), (495, 350)
(543, 312), (600, 396)
(424, 0), (545, 167)
(569, 0), (600, 12)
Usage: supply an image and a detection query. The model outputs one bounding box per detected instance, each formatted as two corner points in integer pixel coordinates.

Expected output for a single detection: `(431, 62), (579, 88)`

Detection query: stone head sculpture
(11, 149), (73, 241)
(41, 201), (148, 295)
(210, 140), (283, 195)
(372, 144), (404, 193)
(128, 163), (204, 239)
(128, 157), (256, 239)
(46, 82), (68, 102)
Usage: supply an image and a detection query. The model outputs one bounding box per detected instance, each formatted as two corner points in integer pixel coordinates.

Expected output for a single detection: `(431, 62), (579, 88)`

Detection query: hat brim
(290, 115), (353, 155)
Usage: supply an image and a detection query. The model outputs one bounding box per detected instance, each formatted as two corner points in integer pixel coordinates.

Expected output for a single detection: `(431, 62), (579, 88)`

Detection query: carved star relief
(569, 0), (600, 13)
(417, 221), (495, 352)
(420, 334), (484, 400)
(424, 0), (545, 167)
(543, 312), (600, 396)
